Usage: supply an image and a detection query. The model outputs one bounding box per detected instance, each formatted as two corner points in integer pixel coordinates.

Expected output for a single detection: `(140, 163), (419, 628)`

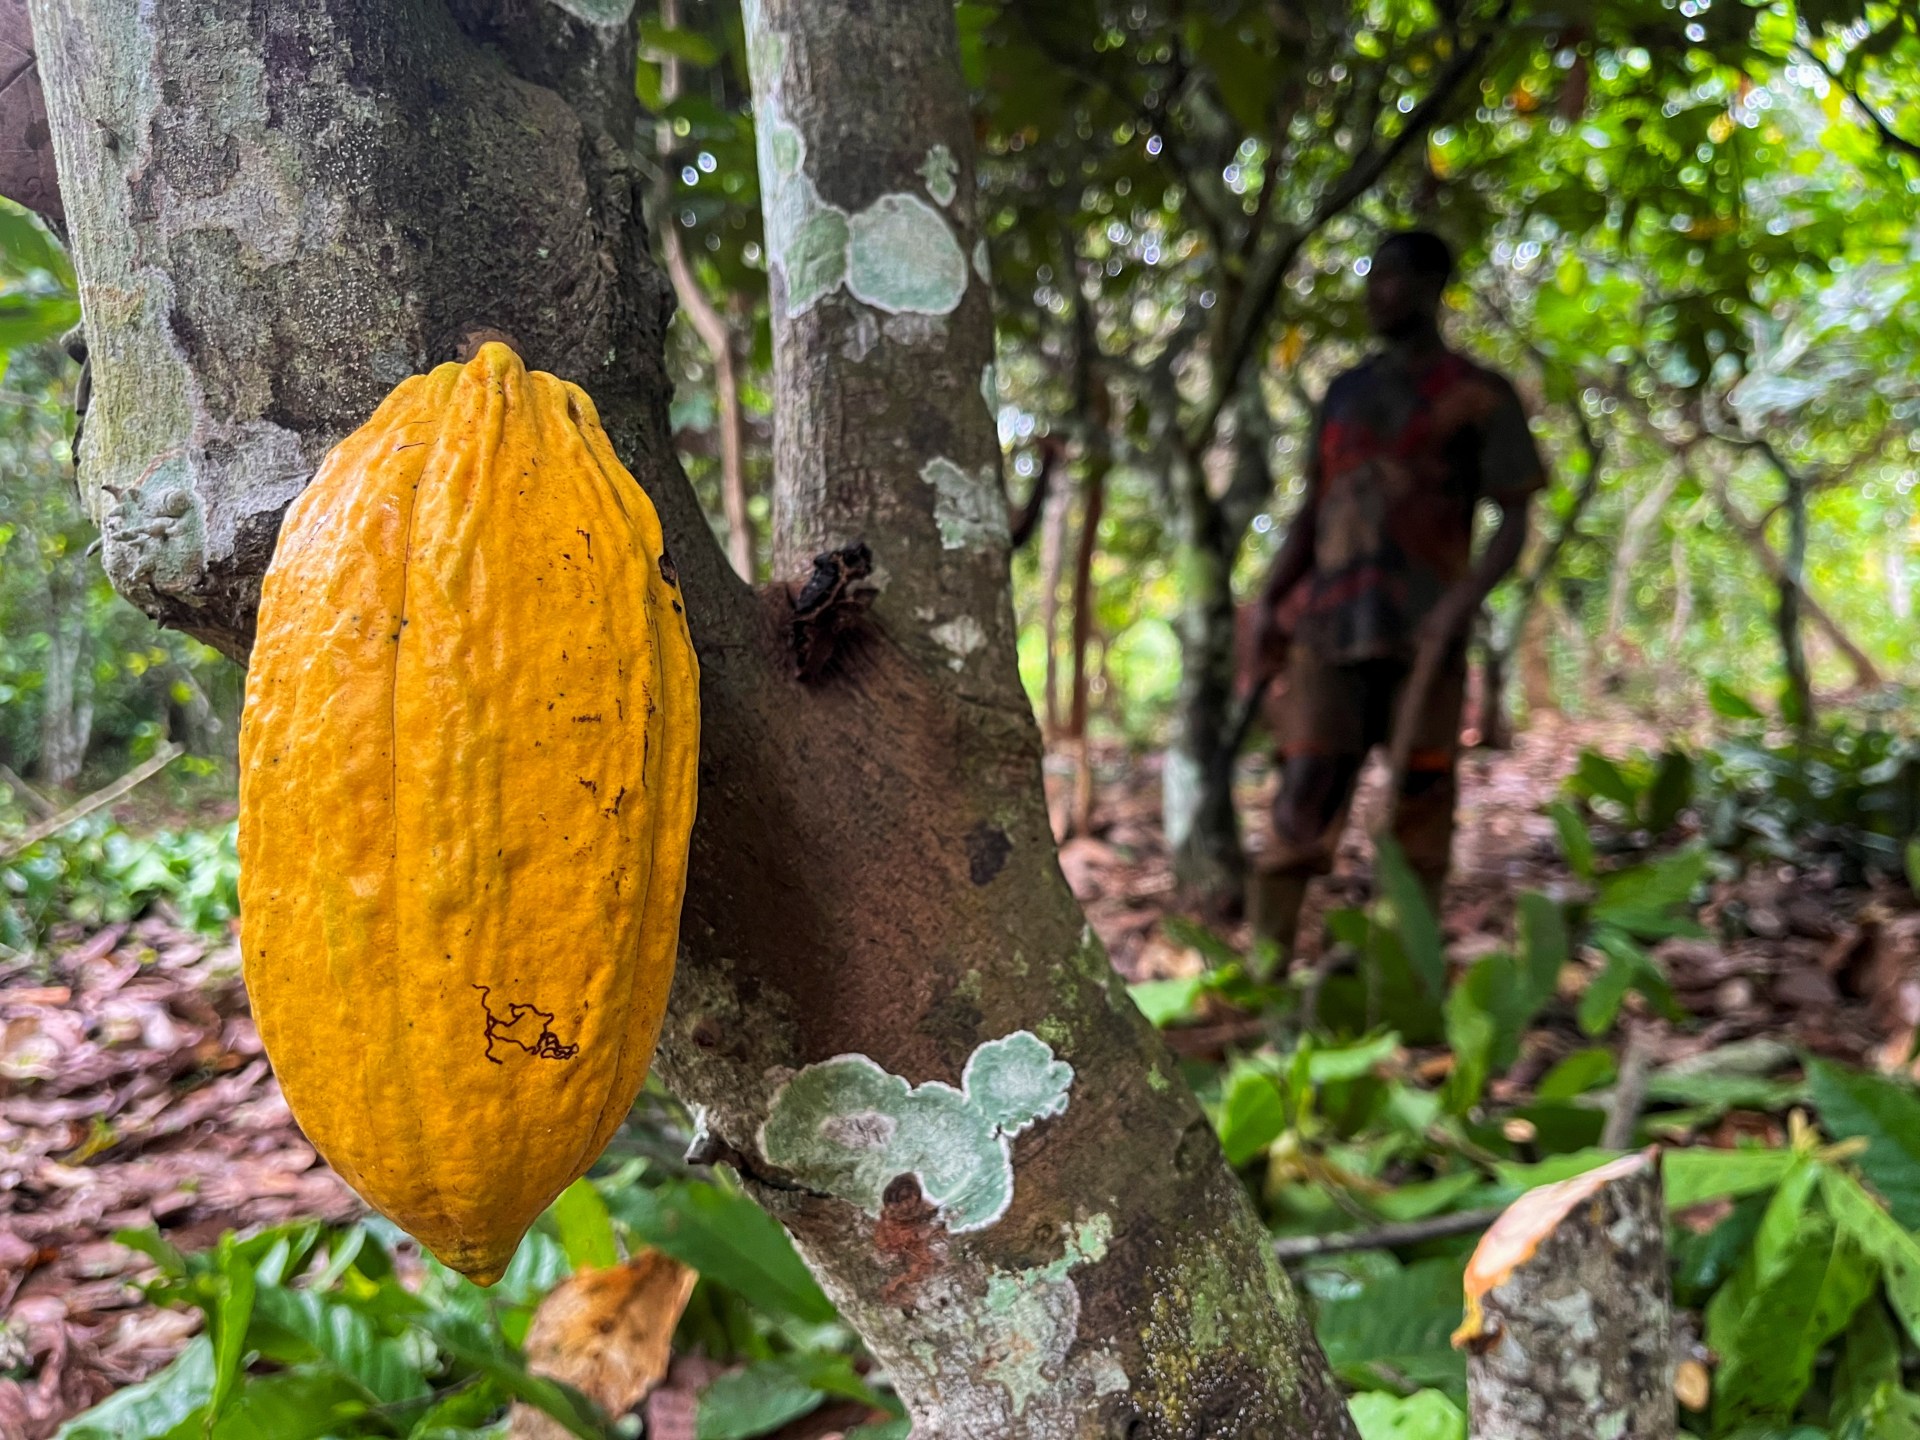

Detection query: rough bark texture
(1460, 1151), (1675, 1440)
(28, 1), (1357, 1435)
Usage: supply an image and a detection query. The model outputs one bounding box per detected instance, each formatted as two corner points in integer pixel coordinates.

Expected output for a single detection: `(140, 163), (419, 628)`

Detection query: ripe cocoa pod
(239, 343), (698, 1283)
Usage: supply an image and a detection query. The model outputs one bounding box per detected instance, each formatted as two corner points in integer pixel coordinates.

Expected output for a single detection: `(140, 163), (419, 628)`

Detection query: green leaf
(1831, 1298), (1903, 1428)
(639, 19), (719, 66)
(207, 1372), (373, 1440)
(1374, 839), (1444, 999)
(1810, 1059), (1920, 1229)
(1128, 975), (1205, 1027)
(551, 1178), (620, 1273)
(1643, 750), (1695, 833)
(1348, 1389), (1467, 1440)
(1708, 1213), (1877, 1431)
(54, 1336), (213, 1440)
(1312, 1255), (1468, 1400)
(1822, 1169), (1920, 1346)
(1571, 749), (1639, 811)
(248, 1284), (431, 1406)
(1708, 679), (1764, 721)
(1536, 1047), (1616, 1101)
(1516, 892), (1569, 1010)
(424, 1312), (611, 1440)
(1217, 1065), (1288, 1166)
(697, 1360), (828, 1440)
(1547, 801), (1596, 880)
(209, 1236), (259, 1418)
(1664, 1146), (1798, 1210)
(609, 1179), (836, 1327)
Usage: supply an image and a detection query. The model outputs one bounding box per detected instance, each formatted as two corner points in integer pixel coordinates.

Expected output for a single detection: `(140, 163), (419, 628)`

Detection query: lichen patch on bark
(758, 1031), (1072, 1233)
(919, 456), (1007, 553)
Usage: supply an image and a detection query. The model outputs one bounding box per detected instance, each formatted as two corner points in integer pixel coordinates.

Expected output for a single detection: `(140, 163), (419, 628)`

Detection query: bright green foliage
(1, 816), (239, 955)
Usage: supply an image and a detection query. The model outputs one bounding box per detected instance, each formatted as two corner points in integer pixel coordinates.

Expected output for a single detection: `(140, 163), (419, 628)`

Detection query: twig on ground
(0, 744), (186, 861)
(1601, 1024), (1656, 1151)
(1271, 1205), (1506, 1262)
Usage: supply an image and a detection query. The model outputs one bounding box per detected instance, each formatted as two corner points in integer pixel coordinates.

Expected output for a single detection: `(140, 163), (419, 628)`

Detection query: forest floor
(5, 714), (1919, 1436)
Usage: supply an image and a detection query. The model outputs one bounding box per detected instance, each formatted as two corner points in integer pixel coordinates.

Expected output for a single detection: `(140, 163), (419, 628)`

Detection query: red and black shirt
(1293, 347), (1546, 662)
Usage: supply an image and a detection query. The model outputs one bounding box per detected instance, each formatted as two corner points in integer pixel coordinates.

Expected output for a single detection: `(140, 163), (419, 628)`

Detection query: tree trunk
(1164, 395), (1269, 907)
(35, 567), (92, 788)
(1706, 470), (1880, 691)
(1776, 462), (1814, 730)
(1038, 458), (1072, 739)
(27, 1), (1355, 1435)
(1066, 442), (1109, 839)
(1600, 463), (1683, 676)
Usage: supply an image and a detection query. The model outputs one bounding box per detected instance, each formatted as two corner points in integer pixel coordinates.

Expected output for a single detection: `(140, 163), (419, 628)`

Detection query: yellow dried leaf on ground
(509, 1250), (698, 1440)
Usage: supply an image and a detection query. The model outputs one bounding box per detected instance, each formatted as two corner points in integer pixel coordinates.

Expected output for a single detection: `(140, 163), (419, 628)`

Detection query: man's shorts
(1275, 645), (1468, 775)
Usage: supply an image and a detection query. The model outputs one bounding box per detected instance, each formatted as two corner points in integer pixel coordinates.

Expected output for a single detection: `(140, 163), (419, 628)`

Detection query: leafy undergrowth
(10, 714), (1920, 1439)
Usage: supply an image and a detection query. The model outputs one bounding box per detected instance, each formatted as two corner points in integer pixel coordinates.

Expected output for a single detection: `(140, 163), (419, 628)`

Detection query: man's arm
(1421, 494), (1531, 649)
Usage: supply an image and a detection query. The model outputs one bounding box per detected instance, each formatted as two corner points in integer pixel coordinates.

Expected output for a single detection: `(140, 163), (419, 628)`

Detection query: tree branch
(1186, 2), (1510, 453)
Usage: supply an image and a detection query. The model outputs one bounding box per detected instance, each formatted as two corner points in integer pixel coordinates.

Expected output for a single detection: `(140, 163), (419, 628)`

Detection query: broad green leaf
(1536, 1047), (1615, 1101)
(1313, 1256), (1468, 1400)
(1516, 892), (1570, 1009)
(425, 1312), (611, 1440)
(54, 1336), (213, 1440)
(1547, 801), (1595, 880)
(1571, 749), (1639, 811)
(638, 19), (719, 66)
(1128, 975), (1205, 1027)
(1822, 1169), (1920, 1346)
(1643, 750), (1695, 833)
(697, 1360), (827, 1440)
(551, 1178), (620, 1273)
(209, 1236), (259, 1418)
(207, 1372), (372, 1440)
(1374, 839), (1444, 999)
(1368, 1171), (1487, 1223)
(1708, 679), (1764, 721)
(1809, 1060), (1920, 1228)
(1830, 1298), (1903, 1428)
(610, 1180), (835, 1327)
(1348, 1389), (1467, 1440)
(1664, 1146), (1798, 1211)
(1708, 1216), (1876, 1431)
(1217, 1065), (1288, 1167)
(248, 1284), (431, 1406)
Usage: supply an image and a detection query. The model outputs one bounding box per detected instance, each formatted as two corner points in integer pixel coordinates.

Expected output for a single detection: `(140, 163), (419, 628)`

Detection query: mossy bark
(26, 1), (1355, 1434)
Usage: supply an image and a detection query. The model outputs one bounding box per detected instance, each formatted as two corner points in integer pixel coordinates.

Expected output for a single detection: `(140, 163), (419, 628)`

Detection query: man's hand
(1416, 582), (1479, 655)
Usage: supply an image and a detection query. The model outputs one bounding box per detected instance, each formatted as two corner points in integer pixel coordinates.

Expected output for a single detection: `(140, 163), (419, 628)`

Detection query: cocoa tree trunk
(1164, 393), (1271, 906)
(35, 566), (92, 788)
(25, 1), (1355, 1435)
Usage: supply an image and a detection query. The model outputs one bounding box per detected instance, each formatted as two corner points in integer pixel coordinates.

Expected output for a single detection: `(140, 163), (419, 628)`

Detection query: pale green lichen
(979, 1216), (1124, 1414)
(759, 1031), (1072, 1232)
(980, 362), (998, 422)
(920, 456), (1008, 552)
(846, 194), (969, 315)
(744, 1), (970, 319)
(973, 237), (992, 284)
(920, 143), (958, 206)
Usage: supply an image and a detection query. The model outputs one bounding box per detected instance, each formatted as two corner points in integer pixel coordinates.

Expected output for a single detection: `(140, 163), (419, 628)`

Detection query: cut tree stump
(1453, 1148), (1674, 1440)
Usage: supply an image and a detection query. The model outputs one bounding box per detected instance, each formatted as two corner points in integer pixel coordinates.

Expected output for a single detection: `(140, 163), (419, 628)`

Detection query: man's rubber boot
(1248, 869), (1312, 958)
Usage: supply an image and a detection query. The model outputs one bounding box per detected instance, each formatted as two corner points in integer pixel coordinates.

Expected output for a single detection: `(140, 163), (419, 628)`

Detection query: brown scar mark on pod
(474, 984), (579, 1063)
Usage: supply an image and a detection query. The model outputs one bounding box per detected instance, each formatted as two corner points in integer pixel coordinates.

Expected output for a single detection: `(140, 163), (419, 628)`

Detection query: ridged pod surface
(239, 344), (699, 1283)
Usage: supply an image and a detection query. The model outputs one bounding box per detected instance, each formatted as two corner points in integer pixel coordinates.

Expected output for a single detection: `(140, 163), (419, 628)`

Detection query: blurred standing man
(1248, 230), (1546, 952)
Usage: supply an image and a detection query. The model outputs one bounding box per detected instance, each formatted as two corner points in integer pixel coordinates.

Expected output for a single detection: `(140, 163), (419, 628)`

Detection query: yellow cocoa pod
(239, 344), (698, 1284)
